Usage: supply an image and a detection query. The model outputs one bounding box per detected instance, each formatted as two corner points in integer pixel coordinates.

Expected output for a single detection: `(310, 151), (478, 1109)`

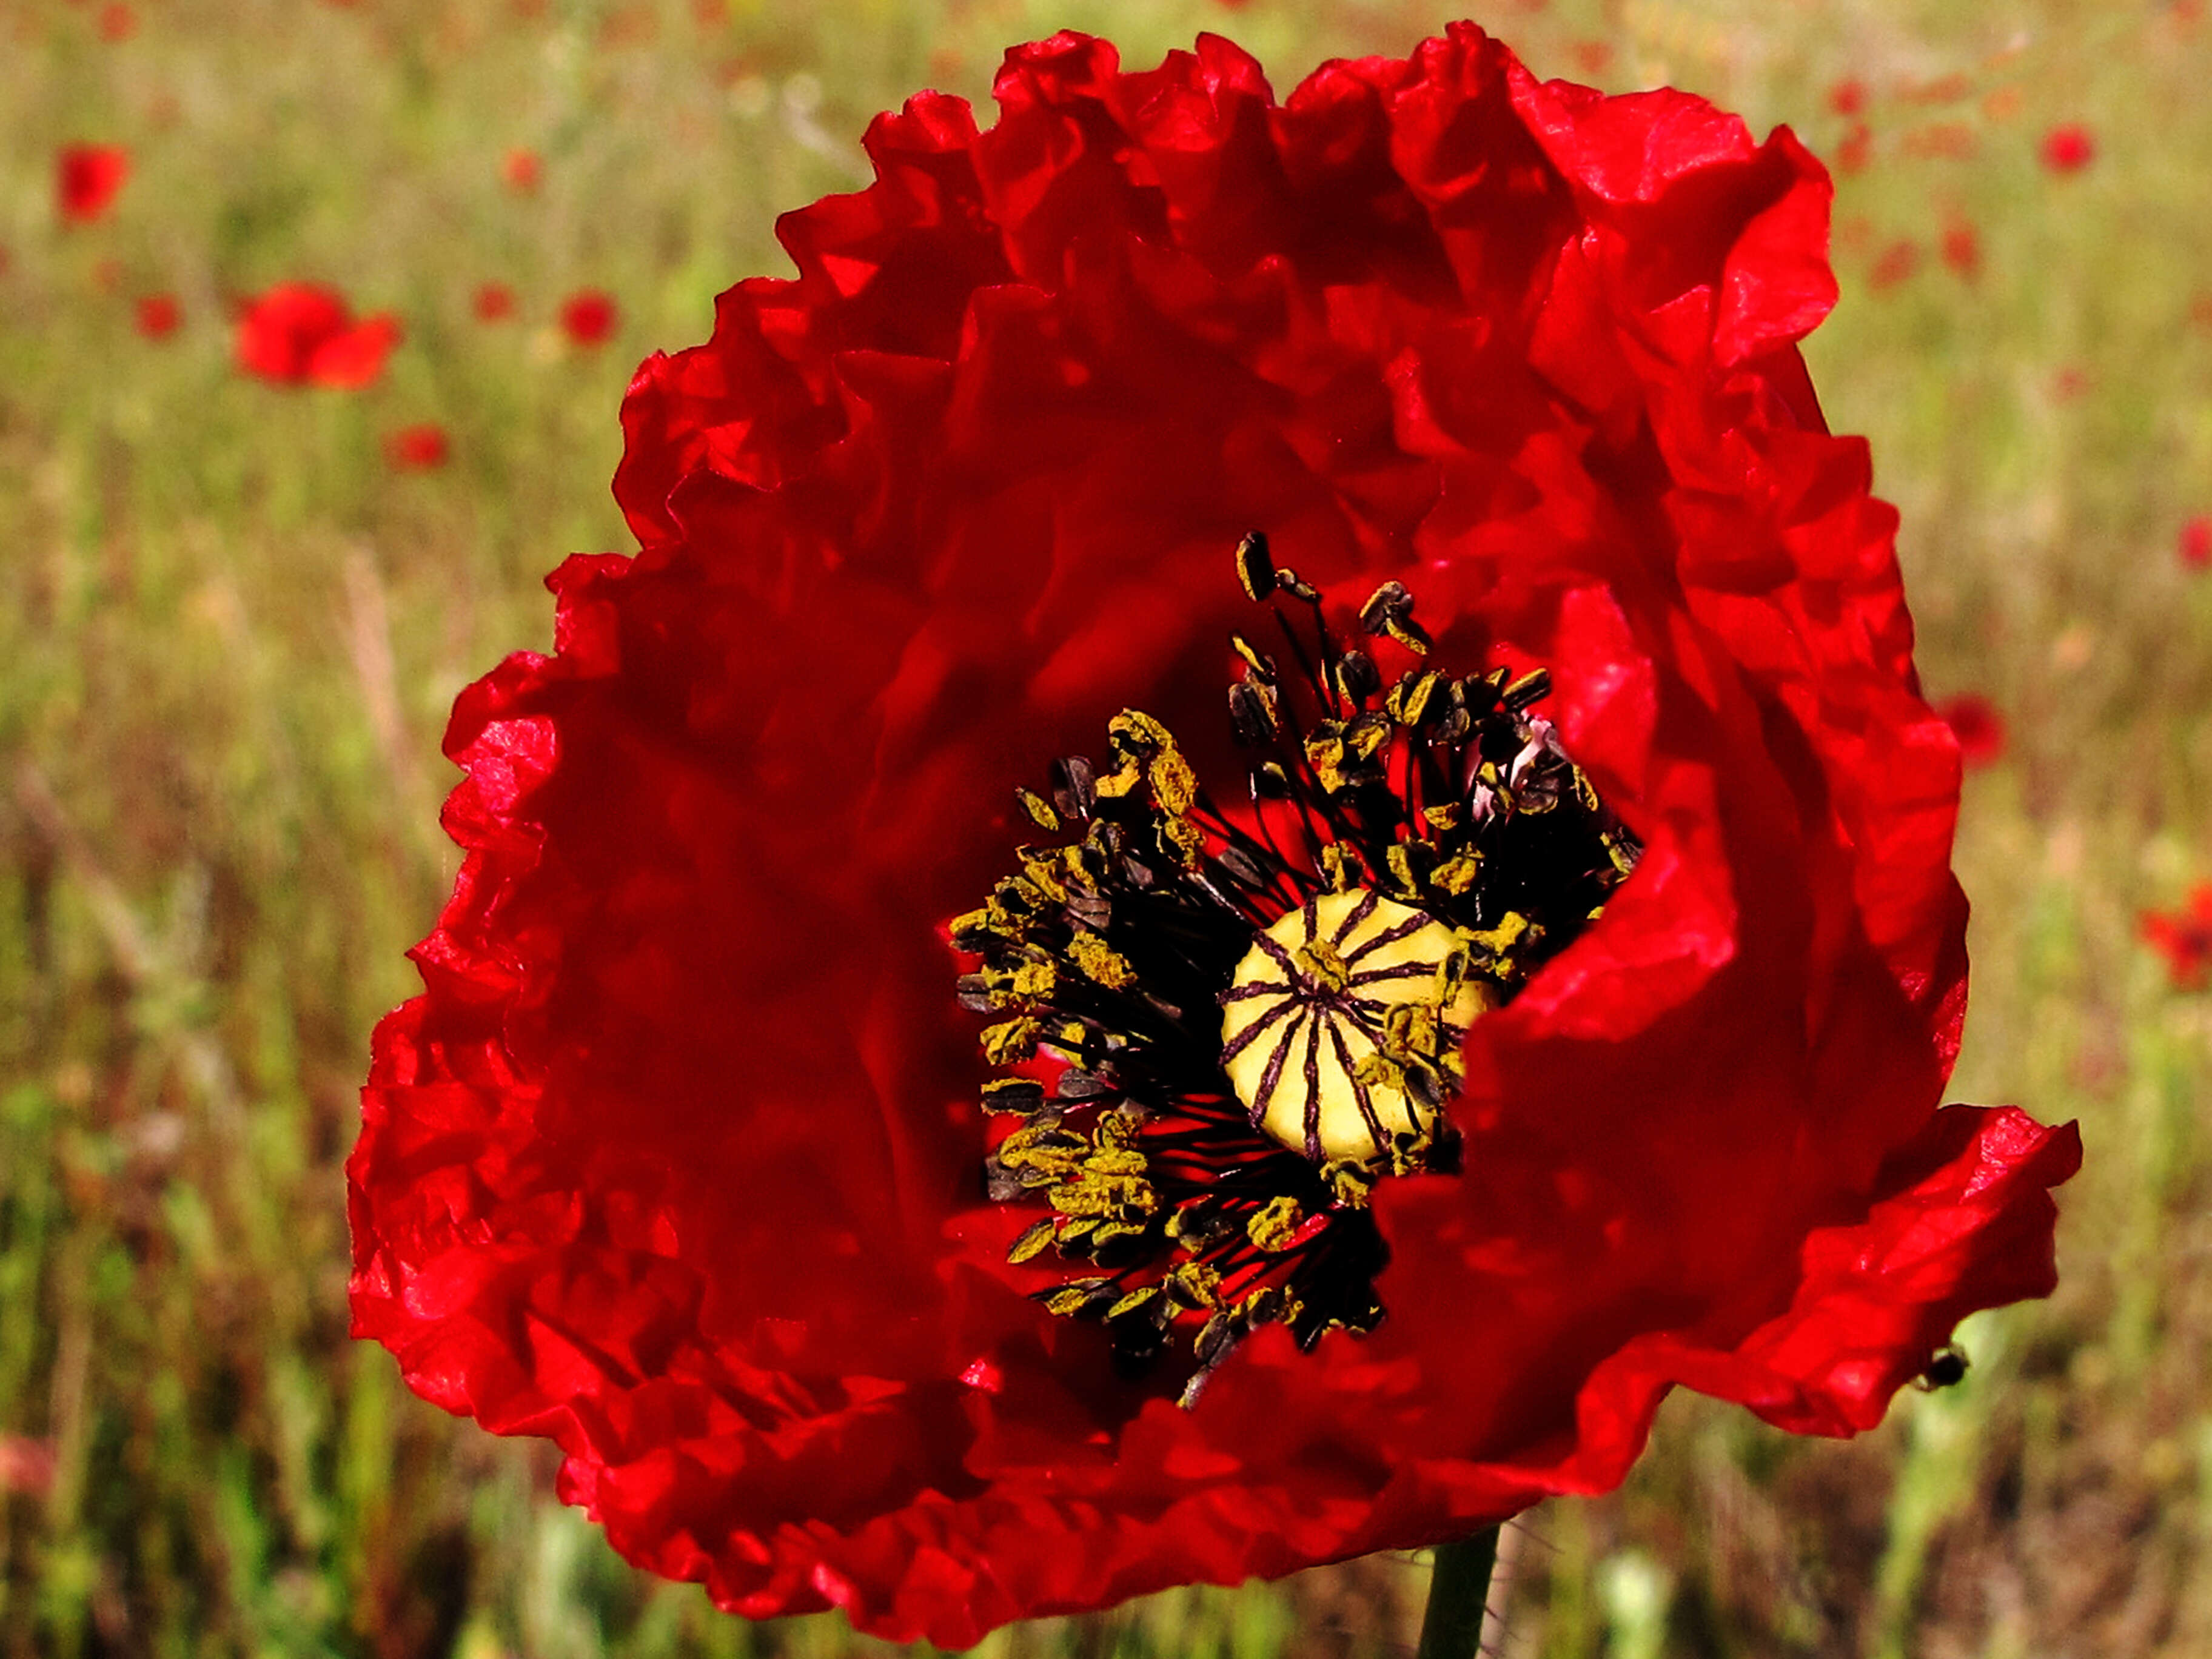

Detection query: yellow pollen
(1219, 888), (1492, 1165)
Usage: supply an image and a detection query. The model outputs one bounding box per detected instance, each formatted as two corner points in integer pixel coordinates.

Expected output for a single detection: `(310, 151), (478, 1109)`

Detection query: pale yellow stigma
(1218, 888), (1492, 1166)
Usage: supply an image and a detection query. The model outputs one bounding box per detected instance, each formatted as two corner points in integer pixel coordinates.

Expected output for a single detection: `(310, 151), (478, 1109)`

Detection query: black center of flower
(953, 535), (1640, 1406)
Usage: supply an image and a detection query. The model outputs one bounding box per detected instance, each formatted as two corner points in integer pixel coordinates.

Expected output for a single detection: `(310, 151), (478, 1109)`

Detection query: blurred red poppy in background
(2180, 515), (2211, 570)
(1940, 215), (1981, 280)
(472, 280), (517, 322)
(2143, 886), (2212, 990)
(235, 281), (400, 388)
(558, 287), (618, 345)
(1869, 238), (1920, 290)
(57, 144), (130, 224)
(384, 422), (451, 471)
(135, 292), (180, 339)
(350, 26), (2079, 1645)
(502, 147), (543, 192)
(1935, 694), (2006, 766)
(2041, 122), (2095, 173)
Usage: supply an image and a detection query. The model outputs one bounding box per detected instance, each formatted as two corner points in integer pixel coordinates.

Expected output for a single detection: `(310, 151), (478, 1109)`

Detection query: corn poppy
(559, 287), (618, 346)
(352, 27), (2079, 1646)
(2143, 886), (2212, 990)
(235, 281), (401, 389)
(135, 292), (180, 339)
(1934, 694), (2006, 768)
(57, 144), (130, 224)
(385, 422), (452, 471)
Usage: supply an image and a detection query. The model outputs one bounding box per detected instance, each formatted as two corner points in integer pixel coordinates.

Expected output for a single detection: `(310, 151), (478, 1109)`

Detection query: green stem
(1415, 1526), (1502, 1659)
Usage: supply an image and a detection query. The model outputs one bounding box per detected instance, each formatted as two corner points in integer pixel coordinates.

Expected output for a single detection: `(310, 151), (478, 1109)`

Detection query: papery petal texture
(350, 24), (2077, 1646)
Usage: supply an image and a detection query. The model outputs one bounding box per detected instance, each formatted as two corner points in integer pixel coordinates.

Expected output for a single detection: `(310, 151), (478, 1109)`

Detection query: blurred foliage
(1, 0), (2209, 1654)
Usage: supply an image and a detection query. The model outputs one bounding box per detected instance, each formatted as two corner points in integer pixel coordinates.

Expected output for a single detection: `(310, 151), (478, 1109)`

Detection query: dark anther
(1228, 680), (1280, 746)
(1333, 650), (1381, 708)
(1273, 567), (1321, 604)
(1502, 668), (1552, 711)
(1386, 669), (1446, 728)
(1215, 846), (1269, 888)
(982, 1078), (1046, 1113)
(1358, 581), (1413, 635)
(1051, 754), (1097, 820)
(1234, 531), (1275, 602)
(1017, 788), (1060, 831)
(1230, 633), (1278, 683)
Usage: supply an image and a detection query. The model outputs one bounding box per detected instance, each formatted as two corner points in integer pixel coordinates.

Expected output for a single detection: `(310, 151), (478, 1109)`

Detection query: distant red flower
(558, 287), (617, 346)
(97, 2), (136, 40)
(352, 28), (2079, 1645)
(235, 282), (401, 389)
(2180, 515), (2212, 570)
(135, 293), (180, 338)
(0, 1436), (55, 1498)
(2143, 886), (2212, 990)
(1935, 694), (2006, 766)
(472, 281), (517, 322)
(1940, 216), (1981, 280)
(385, 423), (451, 471)
(1836, 121), (1871, 174)
(2040, 123), (2095, 173)
(502, 148), (543, 192)
(1828, 77), (1868, 117)
(1869, 239), (1920, 290)
(57, 144), (130, 224)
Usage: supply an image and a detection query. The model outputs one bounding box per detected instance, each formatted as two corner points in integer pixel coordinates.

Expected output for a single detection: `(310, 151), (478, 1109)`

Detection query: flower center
(1222, 890), (1493, 1164)
(953, 534), (1640, 1404)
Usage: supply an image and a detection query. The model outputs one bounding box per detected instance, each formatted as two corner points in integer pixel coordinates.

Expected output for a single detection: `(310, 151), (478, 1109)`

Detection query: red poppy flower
(384, 422), (451, 471)
(2143, 886), (2212, 989)
(350, 27), (2079, 1646)
(135, 292), (180, 339)
(235, 281), (401, 389)
(1835, 120), (1871, 175)
(2040, 122), (2095, 173)
(1827, 77), (1867, 118)
(1934, 694), (2005, 766)
(0, 1436), (55, 1499)
(503, 147), (543, 193)
(472, 281), (517, 322)
(96, 1), (135, 41)
(1869, 238), (1919, 290)
(2180, 515), (2211, 570)
(1940, 215), (1980, 280)
(57, 144), (130, 224)
(558, 287), (618, 346)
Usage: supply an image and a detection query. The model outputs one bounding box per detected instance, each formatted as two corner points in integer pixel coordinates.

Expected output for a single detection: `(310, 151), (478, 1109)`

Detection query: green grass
(4, 0), (2210, 1654)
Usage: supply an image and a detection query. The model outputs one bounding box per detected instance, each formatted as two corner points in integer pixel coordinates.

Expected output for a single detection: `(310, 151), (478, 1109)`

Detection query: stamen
(956, 535), (1641, 1399)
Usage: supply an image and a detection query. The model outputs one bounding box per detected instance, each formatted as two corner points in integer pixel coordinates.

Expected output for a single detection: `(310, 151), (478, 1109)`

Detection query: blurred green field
(4, 0), (2210, 1654)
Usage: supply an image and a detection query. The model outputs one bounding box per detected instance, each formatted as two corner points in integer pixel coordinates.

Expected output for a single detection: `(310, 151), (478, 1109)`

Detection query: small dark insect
(1917, 1343), (1970, 1390)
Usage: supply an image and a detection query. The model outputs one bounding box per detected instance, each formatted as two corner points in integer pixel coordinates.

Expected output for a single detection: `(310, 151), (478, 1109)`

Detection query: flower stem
(1415, 1526), (1501, 1659)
